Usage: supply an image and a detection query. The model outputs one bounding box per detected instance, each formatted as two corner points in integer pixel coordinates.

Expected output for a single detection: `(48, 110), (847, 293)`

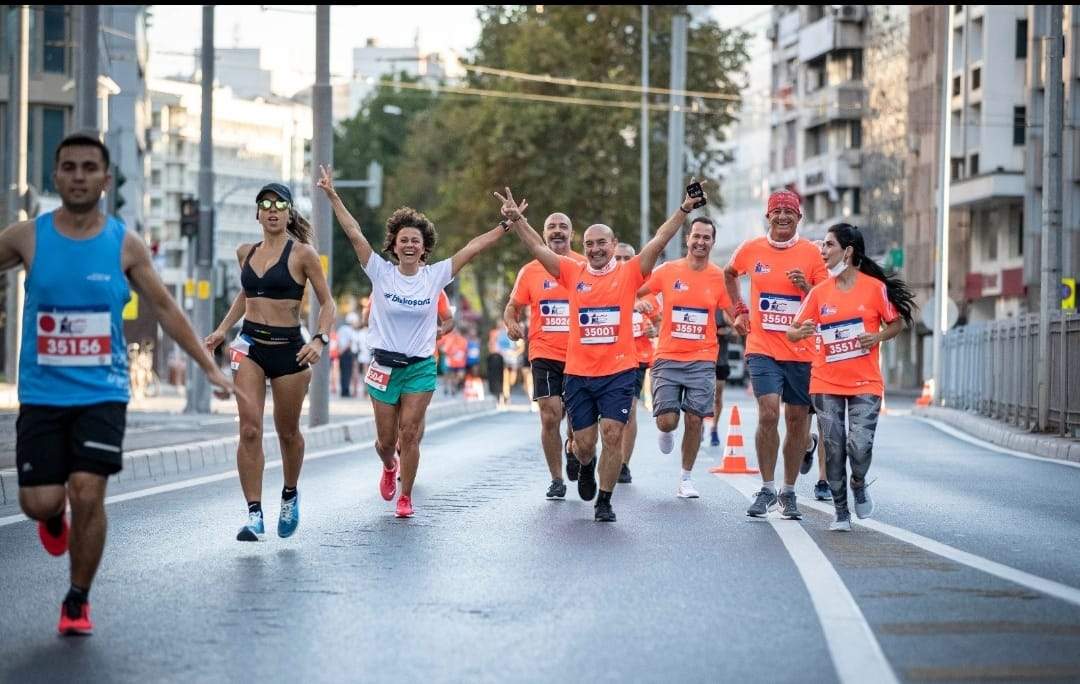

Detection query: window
(851, 188), (861, 216)
(42, 5), (67, 74)
(951, 157), (964, 181)
(850, 121), (862, 149)
(40, 108), (67, 192)
(1013, 106), (1026, 146)
(970, 153), (979, 176)
(954, 5), (963, 14)
(971, 67), (980, 91)
(952, 75), (961, 97)
(1016, 19), (1028, 59)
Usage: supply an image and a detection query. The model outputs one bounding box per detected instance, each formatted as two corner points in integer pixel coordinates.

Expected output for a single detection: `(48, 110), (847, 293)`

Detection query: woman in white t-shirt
(316, 165), (511, 518)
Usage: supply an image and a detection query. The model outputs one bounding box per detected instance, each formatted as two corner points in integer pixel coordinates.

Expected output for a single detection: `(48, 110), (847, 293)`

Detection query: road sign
(1062, 277), (1076, 310)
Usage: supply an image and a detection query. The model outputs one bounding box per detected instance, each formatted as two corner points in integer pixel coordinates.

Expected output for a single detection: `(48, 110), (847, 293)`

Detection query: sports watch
(315, 332), (330, 345)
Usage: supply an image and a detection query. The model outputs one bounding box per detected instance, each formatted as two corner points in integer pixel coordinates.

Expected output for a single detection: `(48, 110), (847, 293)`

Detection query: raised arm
(495, 188), (560, 278)
(315, 164), (373, 267)
(450, 223), (508, 277)
(638, 180), (706, 275)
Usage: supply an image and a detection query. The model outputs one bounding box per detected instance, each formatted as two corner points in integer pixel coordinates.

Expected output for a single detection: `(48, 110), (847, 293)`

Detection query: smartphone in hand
(685, 181), (706, 209)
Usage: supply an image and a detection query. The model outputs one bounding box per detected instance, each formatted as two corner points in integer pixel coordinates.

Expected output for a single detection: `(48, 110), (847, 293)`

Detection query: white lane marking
(0, 411), (497, 528)
(722, 474), (899, 684)
(793, 494), (1080, 609)
(911, 415), (1080, 470)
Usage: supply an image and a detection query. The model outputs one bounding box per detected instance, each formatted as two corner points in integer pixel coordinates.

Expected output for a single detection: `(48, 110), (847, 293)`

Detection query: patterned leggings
(810, 394), (882, 515)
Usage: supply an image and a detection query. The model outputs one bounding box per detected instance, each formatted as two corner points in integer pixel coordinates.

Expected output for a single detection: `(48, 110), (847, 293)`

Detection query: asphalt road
(2, 391), (1080, 683)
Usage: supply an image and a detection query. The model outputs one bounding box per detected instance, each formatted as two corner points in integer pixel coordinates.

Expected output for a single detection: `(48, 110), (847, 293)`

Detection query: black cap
(256, 182), (293, 205)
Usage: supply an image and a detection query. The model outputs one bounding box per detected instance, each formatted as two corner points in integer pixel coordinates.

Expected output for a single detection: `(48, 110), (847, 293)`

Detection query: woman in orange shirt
(786, 223), (915, 532)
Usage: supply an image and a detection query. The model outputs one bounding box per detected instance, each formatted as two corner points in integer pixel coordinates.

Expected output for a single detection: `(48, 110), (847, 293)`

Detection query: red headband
(766, 190), (802, 217)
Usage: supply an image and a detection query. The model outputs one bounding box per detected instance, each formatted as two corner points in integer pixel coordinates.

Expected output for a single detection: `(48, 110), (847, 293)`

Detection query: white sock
(781, 484), (795, 495)
(681, 469), (692, 480)
(762, 481), (776, 493)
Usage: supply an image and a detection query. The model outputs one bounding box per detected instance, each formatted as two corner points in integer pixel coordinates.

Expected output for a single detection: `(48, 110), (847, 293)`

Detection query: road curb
(0, 399), (495, 506)
(914, 405), (1080, 464)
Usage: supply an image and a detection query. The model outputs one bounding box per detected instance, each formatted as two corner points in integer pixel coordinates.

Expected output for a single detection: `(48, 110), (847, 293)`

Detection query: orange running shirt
(645, 259), (732, 363)
(437, 291), (451, 320)
(727, 237), (828, 362)
(559, 255), (646, 377)
(795, 272), (899, 397)
(510, 253), (586, 363)
(633, 294), (660, 365)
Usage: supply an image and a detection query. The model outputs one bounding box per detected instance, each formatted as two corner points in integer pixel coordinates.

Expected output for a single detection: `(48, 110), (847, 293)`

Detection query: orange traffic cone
(709, 405), (759, 474)
(914, 379), (934, 407)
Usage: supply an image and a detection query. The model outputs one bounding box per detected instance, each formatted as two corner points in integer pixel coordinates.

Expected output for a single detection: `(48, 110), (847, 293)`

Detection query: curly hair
(383, 207), (437, 262)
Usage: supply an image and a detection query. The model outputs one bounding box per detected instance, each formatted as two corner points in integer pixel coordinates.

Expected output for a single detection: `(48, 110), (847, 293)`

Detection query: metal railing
(939, 313), (1080, 437)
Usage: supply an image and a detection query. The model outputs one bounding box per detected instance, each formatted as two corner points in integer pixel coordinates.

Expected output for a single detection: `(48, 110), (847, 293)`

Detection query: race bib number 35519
(579, 306), (620, 345)
(671, 306), (708, 340)
(36, 306), (111, 366)
(759, 292), (802, 332)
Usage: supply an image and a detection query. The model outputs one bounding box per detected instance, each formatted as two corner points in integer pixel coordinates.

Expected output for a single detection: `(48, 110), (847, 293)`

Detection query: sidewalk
(915, 405), (1080, 465)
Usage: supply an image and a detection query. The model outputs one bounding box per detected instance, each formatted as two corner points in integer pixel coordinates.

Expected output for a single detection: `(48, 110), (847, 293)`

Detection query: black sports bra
(241, 240), (305, 301)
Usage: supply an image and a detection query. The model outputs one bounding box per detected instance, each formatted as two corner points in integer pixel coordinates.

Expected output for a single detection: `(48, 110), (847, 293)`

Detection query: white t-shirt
(355, 327), (371, 363)
(363, 252), (453, 358)
(336, 324), (355, 355)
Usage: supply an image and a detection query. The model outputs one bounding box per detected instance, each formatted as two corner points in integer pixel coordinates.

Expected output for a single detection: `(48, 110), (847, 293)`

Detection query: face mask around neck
(766, 231), (799, 250)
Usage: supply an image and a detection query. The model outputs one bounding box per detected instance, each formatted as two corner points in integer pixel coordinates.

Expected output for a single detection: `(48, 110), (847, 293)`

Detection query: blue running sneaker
(710, 431), (720, 447)
(236, 510), (265, 542)
(278, 491), (300, 538)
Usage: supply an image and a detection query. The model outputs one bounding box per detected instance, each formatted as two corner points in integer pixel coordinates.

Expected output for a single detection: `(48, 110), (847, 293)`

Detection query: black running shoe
(618, 463), (632, 484)
(594, 499), (616, 522)
(800, 433), (818, 475)
(565, 438), (580, 482)
(546, 479), (567, 499)
(577, 458), (597, 501)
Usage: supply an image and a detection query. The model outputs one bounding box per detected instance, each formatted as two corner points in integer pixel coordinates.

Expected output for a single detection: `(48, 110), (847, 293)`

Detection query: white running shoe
(828, 515), (852, 532)
(677, 478), (700, 499)
(658, 431), (675, 454)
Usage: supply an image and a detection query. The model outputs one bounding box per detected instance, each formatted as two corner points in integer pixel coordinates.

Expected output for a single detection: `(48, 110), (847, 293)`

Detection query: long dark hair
(287, 210), (313, 245)
(827, 223), (917, 328)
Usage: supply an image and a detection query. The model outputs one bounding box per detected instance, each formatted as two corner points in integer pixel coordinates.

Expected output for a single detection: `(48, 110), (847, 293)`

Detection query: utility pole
(76, 5), (100, 131)
(639, 5), (650, 249)
(931, 5), (954, 404)
(1037, 5), (1064, 431)
(664, 10), (688, 262)
(309, 5), (333, 427)
(186, 6), (214, 414)
(4, 5), (29, 383)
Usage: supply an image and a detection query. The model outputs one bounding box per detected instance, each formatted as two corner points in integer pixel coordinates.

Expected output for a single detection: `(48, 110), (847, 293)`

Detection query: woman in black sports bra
(205, 182), (336, 542)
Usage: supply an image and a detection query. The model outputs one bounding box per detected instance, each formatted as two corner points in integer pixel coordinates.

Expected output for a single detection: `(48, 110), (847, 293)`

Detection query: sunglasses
(258, 199), (291, 211)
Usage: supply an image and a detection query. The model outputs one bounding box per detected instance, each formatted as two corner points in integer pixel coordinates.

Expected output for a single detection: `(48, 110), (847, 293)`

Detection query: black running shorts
(16, 402), (127, 486)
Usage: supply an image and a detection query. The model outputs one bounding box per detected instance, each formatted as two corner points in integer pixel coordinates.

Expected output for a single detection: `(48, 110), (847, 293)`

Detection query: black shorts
(531, 358), (566, 401)
(236, 322), (308, 379)
(635, 363), (649, 399)
(715, 363), (731, 381)
(16, 402), (127, 486)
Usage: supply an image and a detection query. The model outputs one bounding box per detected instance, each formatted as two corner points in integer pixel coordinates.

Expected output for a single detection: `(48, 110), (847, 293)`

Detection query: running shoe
(778, 491), (803, 520)
(38, 514), (69, 557)
(677, 478), (700, 499)
(814, 480), (832, 501)
(828, 513), (852, 532)
(546, 479), (567, 499)
(395, 495), (414, 518)
(710, 431), (720, 447)
(565, 438), (580, 482)
(746, 488), (778, 517)
(380, 457), (400, 501)
(57, 600), (92, 636)
(577, 458), (597, 502)
(594, 498), (616, 522)
(658, 431), (675, 455)
(236, 510), (265, 542)
(277, 492), (300, 538)
(618, 464), (632, 484)
(852, 480), (875, 519)
(800, 433), (818, 475)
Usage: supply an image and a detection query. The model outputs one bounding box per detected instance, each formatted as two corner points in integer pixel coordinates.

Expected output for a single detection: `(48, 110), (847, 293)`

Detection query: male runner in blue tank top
(0, 133), (239, 635)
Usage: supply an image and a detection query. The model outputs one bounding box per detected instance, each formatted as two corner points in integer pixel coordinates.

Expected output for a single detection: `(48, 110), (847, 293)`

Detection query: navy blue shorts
(564, 369), (637, 431)
(746, 354), (811, 406)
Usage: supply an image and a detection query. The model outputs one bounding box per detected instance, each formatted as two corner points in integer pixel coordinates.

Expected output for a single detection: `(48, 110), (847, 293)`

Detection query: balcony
(778, 10), (800, 48)
(804, 85), (866, 127)
(950, 171), (1024, 208)
(798, 16), (864, 63)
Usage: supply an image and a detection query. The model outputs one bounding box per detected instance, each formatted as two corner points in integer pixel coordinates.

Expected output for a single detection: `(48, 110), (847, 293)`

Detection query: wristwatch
(315, 332), (330, 345)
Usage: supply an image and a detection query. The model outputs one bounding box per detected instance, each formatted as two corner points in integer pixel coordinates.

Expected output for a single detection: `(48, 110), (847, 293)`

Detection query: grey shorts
(650, 358), (716, 418)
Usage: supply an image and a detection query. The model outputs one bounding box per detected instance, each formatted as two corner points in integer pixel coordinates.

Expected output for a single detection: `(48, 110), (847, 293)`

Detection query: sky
(146, 5), (773, 97)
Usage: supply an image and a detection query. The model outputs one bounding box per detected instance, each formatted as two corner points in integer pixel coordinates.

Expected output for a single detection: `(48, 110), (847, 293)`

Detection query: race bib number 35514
(36, 306), (111, 366)
(820, 317), (869, 363)
(579, 306), (620, 345)
(759, 292), (802, 332)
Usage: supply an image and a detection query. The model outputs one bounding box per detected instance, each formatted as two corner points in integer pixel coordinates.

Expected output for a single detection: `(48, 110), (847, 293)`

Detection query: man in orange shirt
(615, 242), (659, 485)
(642, 216), (735, 498)
(503, 212), (585, 499)
(497, 184), (701, 522)
(724, 190), (827, 520)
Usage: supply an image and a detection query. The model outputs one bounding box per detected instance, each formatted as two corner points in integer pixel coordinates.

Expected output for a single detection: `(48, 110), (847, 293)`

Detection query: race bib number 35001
(820, 317), (870, 363)
(36, 306), (111, 366)
(579, 306), (620, 345)
(539, 299), (570, 333)
(759, 292), (802, 332)
(671, 306), (708, 340)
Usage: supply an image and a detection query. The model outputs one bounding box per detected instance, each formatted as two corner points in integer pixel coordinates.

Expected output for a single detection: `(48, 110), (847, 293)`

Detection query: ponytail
(287, 209), (313, 246)
(827, 223), (917, 328)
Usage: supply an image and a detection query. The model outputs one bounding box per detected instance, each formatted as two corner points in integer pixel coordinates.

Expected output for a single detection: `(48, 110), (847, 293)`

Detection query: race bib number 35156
(579, 307), (620, 345)
(36, 306), (111, 366)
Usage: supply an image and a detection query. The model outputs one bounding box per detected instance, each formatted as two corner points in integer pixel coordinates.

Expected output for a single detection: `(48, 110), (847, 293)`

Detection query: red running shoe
(38, 515), (69, 557)
(380, 457), (399, 501)
(58, 600), (93, 636)
(395, 495), (414, 518)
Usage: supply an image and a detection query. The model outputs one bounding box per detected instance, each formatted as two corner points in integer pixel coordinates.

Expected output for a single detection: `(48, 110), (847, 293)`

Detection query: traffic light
(180, 196), (199, 238)
(114, 167), (127, 212)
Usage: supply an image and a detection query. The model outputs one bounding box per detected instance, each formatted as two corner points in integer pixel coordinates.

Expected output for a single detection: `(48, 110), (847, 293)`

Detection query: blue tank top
(19, 212), (131, 406)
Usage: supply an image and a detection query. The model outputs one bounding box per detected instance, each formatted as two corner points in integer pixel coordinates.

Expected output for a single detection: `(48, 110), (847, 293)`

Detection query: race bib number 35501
(671, 306), (708, 340)
(820, 317), (870, 363)
(36, 306), (111, 366)
(579, 306), (620, 345)
(759, 292), (802, 332)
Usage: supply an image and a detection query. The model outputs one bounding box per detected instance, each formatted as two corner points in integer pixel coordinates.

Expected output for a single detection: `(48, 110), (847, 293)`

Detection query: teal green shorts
(367, 357), (437, 405)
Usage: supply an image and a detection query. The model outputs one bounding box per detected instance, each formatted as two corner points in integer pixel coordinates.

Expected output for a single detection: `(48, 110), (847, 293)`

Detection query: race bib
(759, 292), (802, 332)
(820, 317), (869, 363)
(229, 335), (252, 372)
(539, 299), (570, 333)
(671, 306), (708, 341)
(365, 361), (393, 392)
(36, 306), (111, 366)
(579, 306), (620, 345)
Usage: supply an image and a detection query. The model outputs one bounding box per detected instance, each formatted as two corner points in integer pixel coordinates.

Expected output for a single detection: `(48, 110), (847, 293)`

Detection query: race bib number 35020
(539, 299), (570, 333)
(820, 317), (869, 363)
(36, 306), (111, 366)
(579, 306), (620, 345)
(759, 292), (802, 332)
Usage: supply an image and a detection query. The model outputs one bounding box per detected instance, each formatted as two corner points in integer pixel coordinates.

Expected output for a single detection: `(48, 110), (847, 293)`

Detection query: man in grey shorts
(640, 217), (734, 497)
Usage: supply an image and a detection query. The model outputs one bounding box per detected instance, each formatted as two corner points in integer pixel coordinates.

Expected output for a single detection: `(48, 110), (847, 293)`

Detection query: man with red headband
(724, 189), (827, 520)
